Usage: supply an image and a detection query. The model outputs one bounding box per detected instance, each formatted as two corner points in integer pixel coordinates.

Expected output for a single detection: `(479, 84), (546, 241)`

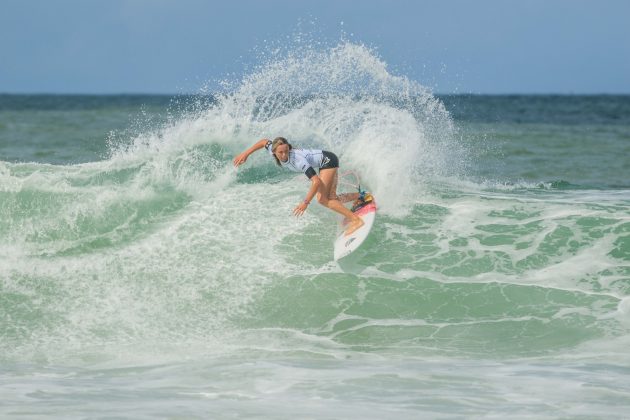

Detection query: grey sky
(1, 0), (629, 94)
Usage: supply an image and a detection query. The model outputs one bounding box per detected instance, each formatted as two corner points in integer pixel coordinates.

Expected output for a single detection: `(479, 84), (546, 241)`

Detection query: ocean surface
(1, 43), (629, 418)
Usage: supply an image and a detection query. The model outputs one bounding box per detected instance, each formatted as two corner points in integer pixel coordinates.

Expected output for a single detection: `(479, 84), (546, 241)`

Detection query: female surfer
(233, 137), (364, 236)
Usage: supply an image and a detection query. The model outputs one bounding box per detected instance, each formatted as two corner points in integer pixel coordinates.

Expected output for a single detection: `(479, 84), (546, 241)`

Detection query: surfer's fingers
(233, 153), (247, 166)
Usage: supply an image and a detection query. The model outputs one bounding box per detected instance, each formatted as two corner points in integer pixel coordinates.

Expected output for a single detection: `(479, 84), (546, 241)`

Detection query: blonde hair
(271, 137), (292, 166)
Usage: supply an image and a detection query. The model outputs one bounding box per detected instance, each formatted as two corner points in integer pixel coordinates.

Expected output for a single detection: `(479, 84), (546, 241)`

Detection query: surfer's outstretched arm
(233, 139), (269, 167)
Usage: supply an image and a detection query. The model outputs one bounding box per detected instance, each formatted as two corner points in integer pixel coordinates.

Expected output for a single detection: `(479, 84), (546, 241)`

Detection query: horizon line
(2, 91), (630, 97)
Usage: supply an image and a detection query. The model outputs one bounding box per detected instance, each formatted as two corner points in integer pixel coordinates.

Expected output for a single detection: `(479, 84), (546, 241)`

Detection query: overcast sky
(1, 0), (629, 94)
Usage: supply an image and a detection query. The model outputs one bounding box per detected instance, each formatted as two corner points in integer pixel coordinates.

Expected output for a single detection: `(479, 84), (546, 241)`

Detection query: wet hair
(271, 137), (292, 166)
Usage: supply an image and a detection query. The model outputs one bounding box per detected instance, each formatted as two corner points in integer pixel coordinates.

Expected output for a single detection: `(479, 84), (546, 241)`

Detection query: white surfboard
(333, 195), (376, 261)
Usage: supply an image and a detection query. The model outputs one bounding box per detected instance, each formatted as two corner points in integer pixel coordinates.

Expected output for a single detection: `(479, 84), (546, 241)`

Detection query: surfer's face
(274, 144), (290, 162)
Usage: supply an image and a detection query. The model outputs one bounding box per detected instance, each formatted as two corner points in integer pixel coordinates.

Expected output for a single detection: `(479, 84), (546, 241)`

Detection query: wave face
(1, 42), (629, 417)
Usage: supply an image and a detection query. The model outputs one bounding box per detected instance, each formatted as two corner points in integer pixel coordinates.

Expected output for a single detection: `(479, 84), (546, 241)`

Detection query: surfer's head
(271, 137), (292, 165)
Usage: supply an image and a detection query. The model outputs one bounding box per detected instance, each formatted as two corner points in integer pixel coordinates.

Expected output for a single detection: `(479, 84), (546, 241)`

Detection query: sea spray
(213, 41), (462, 212)
(1, 41), (466, 363)
(1, 42), (629, 418)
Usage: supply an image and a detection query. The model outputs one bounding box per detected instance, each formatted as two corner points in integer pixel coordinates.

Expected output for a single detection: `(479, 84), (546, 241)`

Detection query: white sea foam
(1, 41), (628, 372)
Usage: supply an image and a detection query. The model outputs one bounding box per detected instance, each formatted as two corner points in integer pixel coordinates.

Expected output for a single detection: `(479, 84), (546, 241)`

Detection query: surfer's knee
(317, 194), (329, 206)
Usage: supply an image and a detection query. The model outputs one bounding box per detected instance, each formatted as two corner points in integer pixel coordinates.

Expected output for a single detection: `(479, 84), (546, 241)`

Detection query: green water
(1, 43), (629, 418)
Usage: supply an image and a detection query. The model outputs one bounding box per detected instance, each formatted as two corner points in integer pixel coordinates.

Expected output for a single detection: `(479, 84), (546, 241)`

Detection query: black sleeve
(305, 167), (317, 179)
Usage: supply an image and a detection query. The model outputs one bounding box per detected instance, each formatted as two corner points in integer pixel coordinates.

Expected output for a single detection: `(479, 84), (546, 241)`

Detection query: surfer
(233, 137), (364, 235)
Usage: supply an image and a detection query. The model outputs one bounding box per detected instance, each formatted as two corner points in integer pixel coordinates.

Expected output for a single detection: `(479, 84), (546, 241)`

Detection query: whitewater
(1, 42), (629, 418)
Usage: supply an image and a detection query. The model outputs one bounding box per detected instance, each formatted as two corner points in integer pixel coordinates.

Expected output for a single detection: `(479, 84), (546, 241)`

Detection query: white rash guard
(265, 140), (333, 179)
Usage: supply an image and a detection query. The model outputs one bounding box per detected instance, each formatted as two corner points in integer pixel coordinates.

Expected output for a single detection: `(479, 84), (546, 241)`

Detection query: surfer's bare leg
(318, 168), (364, 235)
(337, 192), (359, 203)
(329, 171), (360, 203)
(324, 170), (358, 204)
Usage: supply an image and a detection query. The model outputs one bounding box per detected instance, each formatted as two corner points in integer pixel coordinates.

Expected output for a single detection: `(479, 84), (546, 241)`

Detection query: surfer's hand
(233, 152), (248, 167)
(293, 202), (308, 217)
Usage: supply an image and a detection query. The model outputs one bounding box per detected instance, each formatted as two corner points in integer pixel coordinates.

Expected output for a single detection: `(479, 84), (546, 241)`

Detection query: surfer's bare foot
(344, 218), (364, 236)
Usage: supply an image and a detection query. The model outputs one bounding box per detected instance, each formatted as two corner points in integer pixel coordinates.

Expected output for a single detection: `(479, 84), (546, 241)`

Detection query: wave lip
(1, 41), (629, 369)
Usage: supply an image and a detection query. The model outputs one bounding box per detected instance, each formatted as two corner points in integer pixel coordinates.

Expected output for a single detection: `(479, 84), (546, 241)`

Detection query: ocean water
(1, 43), (629, 418)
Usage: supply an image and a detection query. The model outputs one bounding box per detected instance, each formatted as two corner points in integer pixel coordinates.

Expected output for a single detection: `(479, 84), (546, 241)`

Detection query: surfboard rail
(333, 195), (376, 261)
